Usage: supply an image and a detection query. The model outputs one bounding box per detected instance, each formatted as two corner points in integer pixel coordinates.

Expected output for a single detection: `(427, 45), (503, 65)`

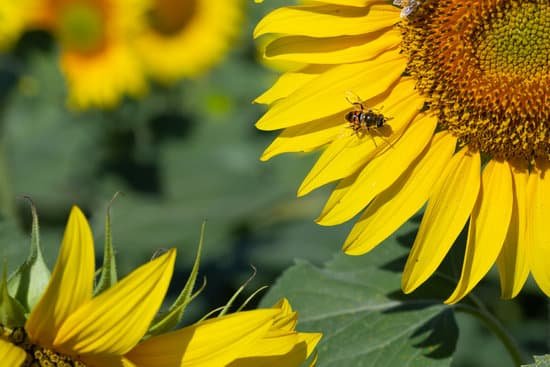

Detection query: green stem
(455, 303), (527, 366)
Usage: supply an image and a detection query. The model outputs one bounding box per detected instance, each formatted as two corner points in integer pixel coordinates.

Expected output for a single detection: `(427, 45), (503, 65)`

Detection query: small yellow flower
(254, 0), (550, 303)
(31, 0), (148, 109)
(134, 0), (242, 84)
(1, 207), (321, 366)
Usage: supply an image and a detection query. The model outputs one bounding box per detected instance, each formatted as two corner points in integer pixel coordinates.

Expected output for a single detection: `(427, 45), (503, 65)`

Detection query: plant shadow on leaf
(410, 309), (458, 359)
(260, 218), (458, 366)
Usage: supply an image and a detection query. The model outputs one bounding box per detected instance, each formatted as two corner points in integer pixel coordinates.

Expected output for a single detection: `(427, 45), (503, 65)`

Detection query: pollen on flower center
(2, 325), (87, 367)
(476, 2), (550, 77)
(148, 0), (197, 36)
(402, 0), (550, 160)
(58, 1), (106, 54)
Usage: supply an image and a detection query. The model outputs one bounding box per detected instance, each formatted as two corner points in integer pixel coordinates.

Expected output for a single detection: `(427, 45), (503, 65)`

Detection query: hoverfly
(344, 91), (394, 148)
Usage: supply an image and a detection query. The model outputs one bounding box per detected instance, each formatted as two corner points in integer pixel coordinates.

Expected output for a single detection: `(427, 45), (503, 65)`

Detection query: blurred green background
(0, 1), (547, 366)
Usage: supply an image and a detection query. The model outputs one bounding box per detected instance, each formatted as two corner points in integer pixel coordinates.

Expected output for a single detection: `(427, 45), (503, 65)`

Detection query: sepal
(146, 222), (206, 337)
(7, 199), (50, 312)
(94, 194), (121, 295)
(1, 262), (26, 327)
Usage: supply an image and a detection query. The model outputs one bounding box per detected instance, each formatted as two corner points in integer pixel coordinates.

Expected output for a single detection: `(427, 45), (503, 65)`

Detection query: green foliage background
(0, 1), (547, 366)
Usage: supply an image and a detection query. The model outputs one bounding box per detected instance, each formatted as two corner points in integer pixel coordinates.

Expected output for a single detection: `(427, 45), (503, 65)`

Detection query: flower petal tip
(69, 205), (86, 218)
(443, 289), (466, 305)
(341, 242), (362, 256)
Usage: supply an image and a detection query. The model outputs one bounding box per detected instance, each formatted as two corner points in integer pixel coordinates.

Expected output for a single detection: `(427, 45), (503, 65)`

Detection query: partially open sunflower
(254, 0), (550, 303)
(0, 207), (321, 367)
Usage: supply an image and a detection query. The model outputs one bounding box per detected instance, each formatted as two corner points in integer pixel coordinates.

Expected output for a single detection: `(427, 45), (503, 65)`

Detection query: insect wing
(344, 90), (363, 108)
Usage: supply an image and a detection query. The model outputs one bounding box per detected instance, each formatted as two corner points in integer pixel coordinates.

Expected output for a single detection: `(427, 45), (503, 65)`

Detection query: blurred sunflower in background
(1, 207), (321, 366)
(135, 0), (242, 84)
(0, 0), (38, 51)
(254, 0), (550, 303)
(4, 0), (243, 109)
(29, 0), (149, 109)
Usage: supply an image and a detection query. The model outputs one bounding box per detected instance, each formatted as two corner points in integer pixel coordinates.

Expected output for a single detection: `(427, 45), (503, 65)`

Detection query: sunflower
(0, 0), (38, 51)
(30, 0), (148, 109)
(1, 207), (321, 366)
(134, 0), (242, 84)
(254, 0), (550, 303)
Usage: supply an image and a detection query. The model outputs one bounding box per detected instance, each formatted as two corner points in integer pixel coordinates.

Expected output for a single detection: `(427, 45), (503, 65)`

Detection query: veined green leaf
(261, 223), (458, 367)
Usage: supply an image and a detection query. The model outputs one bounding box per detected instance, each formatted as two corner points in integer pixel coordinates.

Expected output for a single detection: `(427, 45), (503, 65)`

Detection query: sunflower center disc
(58, 1), (105, 54)
(148, 0), (197, 36)
(4, 326), (87, 367)
(402, 0), (550, 160)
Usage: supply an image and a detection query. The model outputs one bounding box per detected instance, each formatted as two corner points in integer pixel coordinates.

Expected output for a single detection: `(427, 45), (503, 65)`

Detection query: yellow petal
(126, 309), (279, 367)
(228, 332), (322, 367)
(308, 352), (319, 367)
(320, 0), (386, 6)
(264, 29), (402, 64)
(344, 132), (457, 255)
(529, 160), (550, 296)
(256, 50), (406, 131)
(54, 249), (176, 356)
(299, 333), (322, 361)
(254, 3), (399, 39)
(297, 79), (423, 195)
(0, 338), (26, 367)
(81, 355), (132, 367)
(62, 43), (147, 110)
(496, 161), (530, 299)
(260, 114), (346, 161)
(255, 65), (332, 105)
(317, 113), (437, 226)
(445, 159), (513, 304)
(269, 298), (297, 333)
(26, 206), (95, 348)
(402, 148), (481, 294)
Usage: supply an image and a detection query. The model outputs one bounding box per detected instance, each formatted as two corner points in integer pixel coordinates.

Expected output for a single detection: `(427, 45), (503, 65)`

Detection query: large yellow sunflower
(134, 0), (242, 84)
(1, 207), (321, 366)
(30, 0), (148, 109)
(254, 0), (550, 303)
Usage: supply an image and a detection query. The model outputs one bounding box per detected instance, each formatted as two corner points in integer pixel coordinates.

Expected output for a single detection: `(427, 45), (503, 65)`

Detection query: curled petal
(126, 309), (279, 367)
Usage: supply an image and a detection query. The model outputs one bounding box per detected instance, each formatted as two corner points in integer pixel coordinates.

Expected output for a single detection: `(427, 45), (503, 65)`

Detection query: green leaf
(7, 200), (50, 312)
(147, 222), (206, 337)
(523, 355), (550, 367)
(94, 194), (120, 295)
(260, 223), (458, 367)
(0, 263), (26, 327)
